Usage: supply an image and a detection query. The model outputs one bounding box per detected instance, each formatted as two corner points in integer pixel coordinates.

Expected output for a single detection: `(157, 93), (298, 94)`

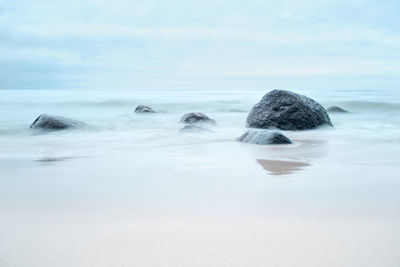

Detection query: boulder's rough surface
(327, 106), (349, 113)
(135, 105), (156, 113)
(237, 130), (292, 145)
(180, 112), (216, 124)
(247, 90), (332, 130)
(179, 125), (212, 133)
(30, 114), (85, 131)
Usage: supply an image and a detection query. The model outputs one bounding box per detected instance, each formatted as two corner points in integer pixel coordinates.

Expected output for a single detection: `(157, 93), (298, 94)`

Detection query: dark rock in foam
(135, 105), (156, 113)
(237, 130), (291, 145)
(179, 125), (212, 133)
(327, 106), (349, 113)
(180, 112), (216, 124)
(30, 114), (85, 131)
(247, 90), (332, 130)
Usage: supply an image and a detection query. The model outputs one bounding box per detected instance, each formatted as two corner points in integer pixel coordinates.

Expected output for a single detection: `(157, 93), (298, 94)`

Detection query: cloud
(0, 0), (399, 89)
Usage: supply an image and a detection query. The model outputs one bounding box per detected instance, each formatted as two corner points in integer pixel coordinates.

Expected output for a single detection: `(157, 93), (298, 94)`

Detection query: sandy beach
(1, 88), (400, 266)
(1, 124), (400, 266)
(2, 211), (400, 267)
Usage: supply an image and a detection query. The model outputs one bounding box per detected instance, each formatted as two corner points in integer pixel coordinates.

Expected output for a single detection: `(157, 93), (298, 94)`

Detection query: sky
(0, 0), (399, 90)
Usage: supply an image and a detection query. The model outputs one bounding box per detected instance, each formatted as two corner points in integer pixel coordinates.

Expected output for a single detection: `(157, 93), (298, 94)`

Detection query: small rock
(237, 130), (292, 145)
(327, 106), (349, 113)
(180, 112), (216, 124)
(179, 125), (212, 133)
(30, 114), (85, 131)
(135, 105), (156, 113)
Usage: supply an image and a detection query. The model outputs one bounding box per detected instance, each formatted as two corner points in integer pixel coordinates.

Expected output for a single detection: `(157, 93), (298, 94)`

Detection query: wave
(3, 98), (399, 111)
(328, 101), (400, 112)
(0, 99), (136, 108)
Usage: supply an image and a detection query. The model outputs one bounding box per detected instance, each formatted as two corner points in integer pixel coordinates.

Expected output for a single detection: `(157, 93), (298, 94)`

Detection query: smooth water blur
(1, 87), (400, 207)
(0, 88), (400, 267)
(1, 88), (400, 155)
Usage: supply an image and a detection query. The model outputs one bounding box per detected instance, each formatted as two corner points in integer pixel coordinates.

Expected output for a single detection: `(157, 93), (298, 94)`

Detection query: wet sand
(256, 159), (310, 175)
(1, 130), (400, 266)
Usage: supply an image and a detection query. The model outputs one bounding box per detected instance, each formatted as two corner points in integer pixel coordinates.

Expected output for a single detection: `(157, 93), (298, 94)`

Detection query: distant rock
(237, 130), (292, 145)
(180, 112), (216, 124)
(327, 106), (349, 113)
(179, 125), (212, 133)
(30, 114), (86, 131)
(247, 90), (332, 130)
(135, 105), (156, 113)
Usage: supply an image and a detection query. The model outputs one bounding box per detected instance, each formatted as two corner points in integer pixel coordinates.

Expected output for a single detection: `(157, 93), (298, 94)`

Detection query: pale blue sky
(0, 0), (399, 89)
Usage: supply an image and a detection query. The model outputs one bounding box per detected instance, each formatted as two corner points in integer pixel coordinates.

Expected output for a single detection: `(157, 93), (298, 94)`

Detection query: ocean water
(1, 88), (400, 267)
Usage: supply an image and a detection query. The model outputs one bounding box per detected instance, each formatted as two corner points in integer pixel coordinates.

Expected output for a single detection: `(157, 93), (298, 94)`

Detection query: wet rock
(180, 112), (216, 124)
(327, 106), (349, 113)
(135, 105), (156, 113)
(179, 125), (212, 133)
(30, 114), (85, 131)
(247, 90), (332, 130)
(237, 130), (292, 145)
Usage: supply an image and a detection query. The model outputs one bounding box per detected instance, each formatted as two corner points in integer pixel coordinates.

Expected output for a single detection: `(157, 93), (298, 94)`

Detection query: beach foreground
(1, 88), (400, 266)
(2, 212), (400, 267)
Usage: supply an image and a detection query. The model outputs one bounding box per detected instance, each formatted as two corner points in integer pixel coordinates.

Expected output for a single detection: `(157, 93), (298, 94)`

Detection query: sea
(0, 88), (400, 267)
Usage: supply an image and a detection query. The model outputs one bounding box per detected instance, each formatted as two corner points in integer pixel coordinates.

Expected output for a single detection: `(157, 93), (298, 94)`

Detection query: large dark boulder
(247, 90), (332, 130)
(327, 106), (349, 113)
(180, 112), (216, 124)
(135, 105), (156, 113)
(237, 130), (291, 145)
(30, 114), (85, 131)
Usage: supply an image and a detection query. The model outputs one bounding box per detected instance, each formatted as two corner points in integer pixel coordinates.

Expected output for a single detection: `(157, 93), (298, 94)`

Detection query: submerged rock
(30, 114), (85, 131)
(179, 125), (212, 133)
(180, 112), (216, 124)
(237, 130), (292, 145)
(247, 90), (332, 130)
(135, 105), (156, 113)
(327, 106), (349, 113)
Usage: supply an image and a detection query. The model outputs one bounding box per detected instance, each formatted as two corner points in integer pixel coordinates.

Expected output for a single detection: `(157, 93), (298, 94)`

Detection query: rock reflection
(256, 159), (310, 175)
(35, 156), (81, 163)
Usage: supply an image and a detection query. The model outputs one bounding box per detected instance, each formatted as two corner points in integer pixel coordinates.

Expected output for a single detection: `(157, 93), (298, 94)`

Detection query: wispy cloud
(0, 0), (399, 89)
